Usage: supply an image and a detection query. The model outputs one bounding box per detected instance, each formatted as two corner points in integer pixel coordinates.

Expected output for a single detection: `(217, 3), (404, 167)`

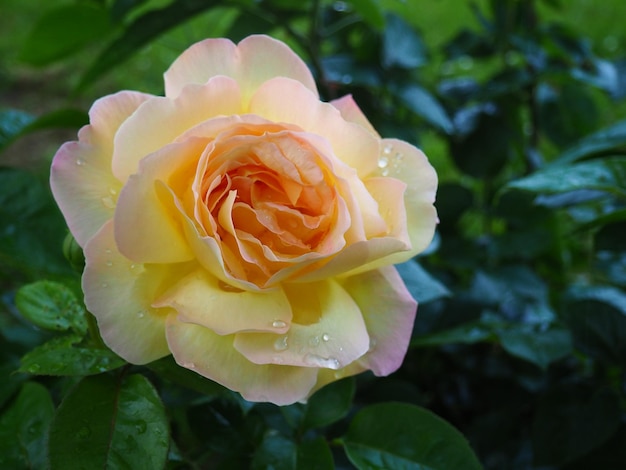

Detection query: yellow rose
(50, 35), (437, 404)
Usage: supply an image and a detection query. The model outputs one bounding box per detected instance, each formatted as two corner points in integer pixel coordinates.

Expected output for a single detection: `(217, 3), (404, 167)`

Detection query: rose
(50, 35), (437, 405)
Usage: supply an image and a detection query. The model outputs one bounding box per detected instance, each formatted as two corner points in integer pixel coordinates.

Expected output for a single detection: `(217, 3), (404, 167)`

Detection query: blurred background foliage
(1, 0), (626, 468)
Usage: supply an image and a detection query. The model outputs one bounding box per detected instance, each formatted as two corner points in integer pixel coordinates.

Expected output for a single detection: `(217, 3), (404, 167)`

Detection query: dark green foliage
(2, 0), (626, 468)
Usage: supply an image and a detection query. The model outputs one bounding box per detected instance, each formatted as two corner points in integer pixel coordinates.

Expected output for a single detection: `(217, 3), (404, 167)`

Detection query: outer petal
(153, 269), (292, 335)
(331, 94), (379, 136)
(233, 280), (370, 369)
(112, 77), (242, 181)
(249, 77), (379, 178)
(114, 138), (205, 264)
(50, 91), (152, 246)
(341, 265), (417, 376)
(164, 35), (317, 103)
(372, 138), (438, 260)
(165, 316), (319, 405)
(83, 220), (188, 364)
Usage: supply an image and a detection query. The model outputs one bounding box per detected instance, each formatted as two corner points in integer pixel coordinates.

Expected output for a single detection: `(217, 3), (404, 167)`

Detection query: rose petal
(249, 77), (379, 178)
(153, 269), (292, 335)
(164, 35), (318, 103)
(50, 91), (151, 246)
(331, 94), (379, 137)
(112, 76), (242, 181)
(114, 139), (207, 263)
(83, 220), (186, 364)
(341, 265), (417, 375)
(233, 279), (369, 370)
(165, 316), (319, 405)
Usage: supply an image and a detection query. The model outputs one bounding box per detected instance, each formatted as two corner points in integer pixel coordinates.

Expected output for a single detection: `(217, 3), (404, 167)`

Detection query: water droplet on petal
(381, 168), (389, 176)
(101, 196), (115, 209)
(109, 187), (117, 196)
(272, 320), (287, 329)
(322, 333), (330, 342)
(137, 311), (145, 319)
(76, 158), (85, 166)
(378, 156), (389, 169)
(309, 335), (320, 347)
(106, 261), (113, 267)
(383, 144), (393, 155)
(274, 335), (288, 351)
(304, 354), (341, 369)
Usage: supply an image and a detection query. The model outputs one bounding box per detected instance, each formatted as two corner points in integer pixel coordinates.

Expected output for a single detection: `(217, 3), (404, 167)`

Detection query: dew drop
(218, 280), (243, 292)
(304, 354), (340, 370)
(322, 333), (330, 342)
(381, 168), (389, 176)
(274, 335), (288, 351)
(101, 196), (115, 209)
(106, 260), (113, 267)
(108, 187), (117, 196)
(378, 155), (389, 169)
(309, 335), (320, 347)
(137, 311), (145, 319)
(272, 320), (287, 329)
(382, 144), (393, 155)
(76, 158), (85, 166)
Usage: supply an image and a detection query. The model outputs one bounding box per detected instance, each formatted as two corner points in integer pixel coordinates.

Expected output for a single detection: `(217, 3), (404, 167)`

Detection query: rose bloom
(50, 35), (437, 405)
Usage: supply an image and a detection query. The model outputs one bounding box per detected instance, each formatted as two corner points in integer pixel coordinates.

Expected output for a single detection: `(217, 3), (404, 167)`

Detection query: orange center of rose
(198, 126), (343, 286)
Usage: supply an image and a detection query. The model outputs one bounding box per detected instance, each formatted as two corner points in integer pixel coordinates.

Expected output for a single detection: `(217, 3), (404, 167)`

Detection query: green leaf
(302, 377), (355, 432)
(19, 108), (89, 135)
(395, 84), (454, 134)
(350, 0), (386, 30)
(382, 14), (426, 69)
(19, 334), (126, 376)
(48, 374), (169, 470)
(77, 0), (217, 91)
(396, 260), (450, 304)
(506, 157), (626, 199)
(0, 382), (54, 470)
(19, 4), (112, 66)
(533, 386), (621, 466)
(563, 285), (626, 364)
(297, 437), (334, 469)
(595, 220), (626, 251)
(252, 433), (296, 470)
(497, 327), (572, 369)
(15, 280), (87, 334)
(554, 119), (626, 165)
(342, 403), (483, 470)
(0, 109), (34, 152)
(411, 318), (499, 347)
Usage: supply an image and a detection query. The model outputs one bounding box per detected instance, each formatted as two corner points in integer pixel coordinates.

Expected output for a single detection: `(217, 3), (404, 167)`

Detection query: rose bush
(50, 35), (437, 405)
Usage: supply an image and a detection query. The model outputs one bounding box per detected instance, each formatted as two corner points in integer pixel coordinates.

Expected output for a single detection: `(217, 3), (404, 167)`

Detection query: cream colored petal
(112, 77), (242, 181)
(164, 35), (317, 103)
(82, 220), (186, 364)
(331, 94), (379, 136)
(114, 139), (205, 263)
(50, 91), (152, 247)
(165, 316), (319, 405)
(249, 78), (379, 178)
(341, 266), (417, 376)
(233, 280), (369, 370)
(153, 269), (292, 335)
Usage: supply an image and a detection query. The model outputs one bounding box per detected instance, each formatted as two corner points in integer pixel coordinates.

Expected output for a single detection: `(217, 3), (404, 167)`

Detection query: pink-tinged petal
(153, 269), (292, 335)
(249, 78), (379, 178)
(83, 220), (188, 364)
(112, 77), (242, 181)
(364, 176), (410, 244)
(50, 91), (152, 246)
(165, 316), (319, 405)
(340, 265), (417, 376)
(233, 280), (369, 370)
(164, 35), (317, 103)
(331, 94), (379, 137)
(114, 139), (205, 264)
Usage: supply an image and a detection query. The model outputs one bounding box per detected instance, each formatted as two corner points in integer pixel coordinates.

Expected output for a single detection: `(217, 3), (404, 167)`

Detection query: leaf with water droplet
(19, 334), (126, 376)
(15, 280), (88, 334)
(48, 374), (169, 470)
(0, 382), (54, 470)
